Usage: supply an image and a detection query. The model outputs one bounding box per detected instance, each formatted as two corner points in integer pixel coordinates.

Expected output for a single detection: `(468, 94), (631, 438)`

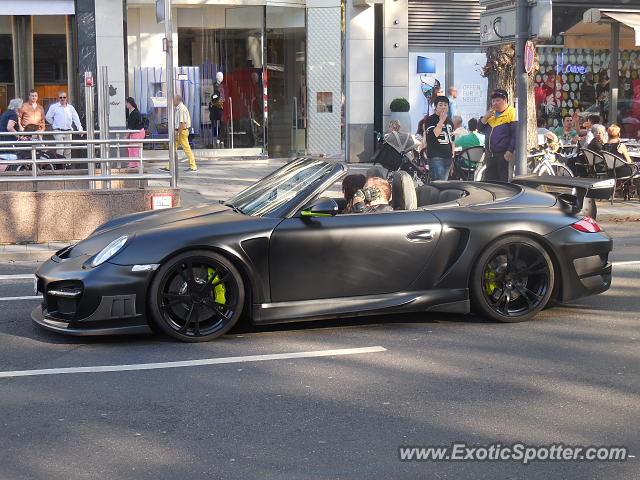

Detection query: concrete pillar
(346, 1), (375, 162)
(382, 0), (408, 128)
(95, 0), (127, 127)
(75, 0), (97, 127)
(11, 15), (34, 100)
(308, 0), (343, 156)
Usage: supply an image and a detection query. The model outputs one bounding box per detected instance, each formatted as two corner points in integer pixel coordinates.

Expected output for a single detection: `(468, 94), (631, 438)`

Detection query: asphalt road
(0, 222), (638, 480)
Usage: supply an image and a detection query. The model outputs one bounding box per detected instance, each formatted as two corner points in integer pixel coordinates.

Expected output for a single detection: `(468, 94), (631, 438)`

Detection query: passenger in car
(351, 177), (394, 214)
(341, 174), (367, 213)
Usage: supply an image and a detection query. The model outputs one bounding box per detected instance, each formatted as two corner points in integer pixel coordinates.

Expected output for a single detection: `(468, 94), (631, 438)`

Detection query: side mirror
(300, 198), (339, 217)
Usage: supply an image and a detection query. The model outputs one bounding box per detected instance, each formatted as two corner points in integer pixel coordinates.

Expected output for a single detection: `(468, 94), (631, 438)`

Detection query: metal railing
(0, 133), (173, 190)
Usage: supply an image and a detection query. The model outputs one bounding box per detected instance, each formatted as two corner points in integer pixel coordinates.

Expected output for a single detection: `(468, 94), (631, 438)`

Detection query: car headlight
(90, 235), (129, 267)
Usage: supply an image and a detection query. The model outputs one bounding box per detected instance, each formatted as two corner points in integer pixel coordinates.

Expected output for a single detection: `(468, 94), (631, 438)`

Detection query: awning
(604, 11), (640, 46)
(563, 9), (640, 50)
(0, 1), (75, 15)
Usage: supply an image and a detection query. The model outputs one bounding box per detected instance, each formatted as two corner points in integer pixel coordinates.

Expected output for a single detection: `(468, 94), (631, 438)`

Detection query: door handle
(407, 230), (434, 242)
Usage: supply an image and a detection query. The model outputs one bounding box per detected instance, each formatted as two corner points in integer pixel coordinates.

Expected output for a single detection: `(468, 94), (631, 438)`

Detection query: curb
(0, 251), (56, 262)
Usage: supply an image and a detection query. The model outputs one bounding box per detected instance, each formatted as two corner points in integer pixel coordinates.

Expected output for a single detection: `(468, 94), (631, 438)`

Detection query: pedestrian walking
(161, 95), (196, 173)
(423, 95), (455, 181)
(45, 91), (83, 159)
(18, 89), (45, 133)
(125, 97), (145, 168)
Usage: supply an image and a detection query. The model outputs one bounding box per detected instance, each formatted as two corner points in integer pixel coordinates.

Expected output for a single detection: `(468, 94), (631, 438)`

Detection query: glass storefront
(127, 4), (307, 155)
(536, 6), (640, 138)
(0, 14), (72, 112)
(265, 7), (306, 157)
(535, 46), (640, 136)
(33, 15), (69, 110)
(408, 50), (487, 133)
(0, 16), (15, 112)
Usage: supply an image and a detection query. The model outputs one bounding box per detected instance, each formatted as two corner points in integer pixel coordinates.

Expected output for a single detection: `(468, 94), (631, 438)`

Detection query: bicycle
(474, 143), (573, 181)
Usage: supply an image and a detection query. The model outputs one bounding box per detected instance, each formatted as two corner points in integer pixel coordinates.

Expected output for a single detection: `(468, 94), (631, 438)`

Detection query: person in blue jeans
(423, 95), (455, 180)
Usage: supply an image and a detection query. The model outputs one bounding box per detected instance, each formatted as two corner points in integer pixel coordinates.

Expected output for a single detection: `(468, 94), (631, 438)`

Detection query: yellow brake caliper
(207, 268), (227, 309)
(484, 267), (497, 296)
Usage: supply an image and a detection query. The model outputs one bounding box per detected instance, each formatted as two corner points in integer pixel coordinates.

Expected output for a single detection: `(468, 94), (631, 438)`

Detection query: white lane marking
(0, 346), (388, 379)
(0, 296), (40, 301)
(612, 261), (640, 266)
(0, 274), (35, 281)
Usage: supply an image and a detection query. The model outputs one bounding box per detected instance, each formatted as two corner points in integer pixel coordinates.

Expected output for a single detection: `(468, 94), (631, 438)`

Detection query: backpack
(141, 116), (150, 130)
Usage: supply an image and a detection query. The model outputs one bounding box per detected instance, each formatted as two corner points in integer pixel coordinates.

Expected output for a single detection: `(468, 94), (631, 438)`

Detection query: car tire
(148, 250), (245, 342)
(470, 236), (554, 323)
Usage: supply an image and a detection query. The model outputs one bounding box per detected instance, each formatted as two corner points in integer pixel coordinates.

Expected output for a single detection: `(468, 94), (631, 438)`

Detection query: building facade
(1, 0), (637, 163)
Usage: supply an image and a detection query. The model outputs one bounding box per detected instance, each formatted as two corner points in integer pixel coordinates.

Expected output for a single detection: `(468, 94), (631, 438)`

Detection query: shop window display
(535, 46), (640, 139)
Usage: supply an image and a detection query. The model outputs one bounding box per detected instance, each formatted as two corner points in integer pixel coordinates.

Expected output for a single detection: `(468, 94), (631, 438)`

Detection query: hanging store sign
(555, 50), (589, 75)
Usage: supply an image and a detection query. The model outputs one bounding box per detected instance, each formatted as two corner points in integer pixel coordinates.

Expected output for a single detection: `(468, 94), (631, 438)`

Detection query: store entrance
(129, 4), (307, 158)
(265, 7), (307, 157)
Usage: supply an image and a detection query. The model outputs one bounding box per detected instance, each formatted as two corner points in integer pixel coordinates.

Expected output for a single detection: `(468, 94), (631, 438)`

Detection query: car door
(268, 210), (443, 302)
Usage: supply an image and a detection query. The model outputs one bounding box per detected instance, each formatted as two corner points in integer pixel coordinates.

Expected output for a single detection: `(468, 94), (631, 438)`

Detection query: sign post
(515, 0), (529, 177)
(84, 72), (95, 190)
(158, 0), (177, 188)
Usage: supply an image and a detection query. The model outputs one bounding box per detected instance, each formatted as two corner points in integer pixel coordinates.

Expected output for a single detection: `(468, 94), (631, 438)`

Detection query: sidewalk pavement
(2, 157), (638, 261)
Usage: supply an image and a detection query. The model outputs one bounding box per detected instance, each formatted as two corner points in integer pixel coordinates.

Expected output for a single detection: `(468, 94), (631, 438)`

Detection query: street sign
(480, 0), (553, 46)
(151, 195), (174, 210)
(524, 41), (535, 73)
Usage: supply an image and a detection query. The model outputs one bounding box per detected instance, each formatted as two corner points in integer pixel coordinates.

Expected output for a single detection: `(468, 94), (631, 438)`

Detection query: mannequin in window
(209, 72), (225, 147)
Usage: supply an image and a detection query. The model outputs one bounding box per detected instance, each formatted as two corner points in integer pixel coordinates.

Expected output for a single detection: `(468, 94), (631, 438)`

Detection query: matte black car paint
(32, 158), (613, 337)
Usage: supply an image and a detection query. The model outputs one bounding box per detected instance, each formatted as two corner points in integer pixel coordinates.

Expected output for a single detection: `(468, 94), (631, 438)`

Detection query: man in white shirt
(45, 91), (83, 158)
(451, 115), (468, 140)
(161, 95), (197, 172)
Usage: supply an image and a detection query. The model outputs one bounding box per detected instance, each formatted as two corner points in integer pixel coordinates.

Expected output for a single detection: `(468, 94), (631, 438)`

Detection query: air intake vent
(409, 0), (483, 48)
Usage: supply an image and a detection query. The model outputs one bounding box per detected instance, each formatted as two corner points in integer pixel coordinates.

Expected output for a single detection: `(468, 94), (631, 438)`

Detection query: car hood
(59, 204), (238, 259)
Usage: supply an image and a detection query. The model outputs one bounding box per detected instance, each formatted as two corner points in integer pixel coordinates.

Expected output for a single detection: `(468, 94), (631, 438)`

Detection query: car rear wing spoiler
(512, 175), (614, 211)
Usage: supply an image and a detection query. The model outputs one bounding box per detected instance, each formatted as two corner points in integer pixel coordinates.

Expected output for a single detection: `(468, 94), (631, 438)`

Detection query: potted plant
(389, 98), (411, 132)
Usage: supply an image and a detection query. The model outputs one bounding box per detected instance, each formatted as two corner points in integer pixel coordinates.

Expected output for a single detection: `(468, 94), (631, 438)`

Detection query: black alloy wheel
(149, 250), (245, 342)
(471, 236), (554, 322)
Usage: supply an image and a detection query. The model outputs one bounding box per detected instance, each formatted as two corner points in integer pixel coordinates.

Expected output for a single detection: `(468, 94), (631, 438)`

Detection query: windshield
(226, 158), (337, 217)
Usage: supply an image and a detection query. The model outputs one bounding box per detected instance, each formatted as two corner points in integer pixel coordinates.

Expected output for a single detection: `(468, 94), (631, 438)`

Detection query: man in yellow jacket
(478, 89), (517, 182)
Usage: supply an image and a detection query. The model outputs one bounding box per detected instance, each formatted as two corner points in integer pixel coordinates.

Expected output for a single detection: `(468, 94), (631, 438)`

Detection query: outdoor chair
(454, 146), (485, 181)
(580, 148), (608, 179)
(600, 150), (640, 202)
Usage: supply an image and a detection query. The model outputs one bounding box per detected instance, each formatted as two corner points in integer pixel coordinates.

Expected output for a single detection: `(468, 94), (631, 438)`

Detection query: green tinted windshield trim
(301, 210), (333, 217)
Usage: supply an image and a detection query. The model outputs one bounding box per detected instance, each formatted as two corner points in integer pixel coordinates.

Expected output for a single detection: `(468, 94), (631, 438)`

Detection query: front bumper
(31, 306), (151, 336)
(545, 226), (613, 303)
(32, 251), (154, 336)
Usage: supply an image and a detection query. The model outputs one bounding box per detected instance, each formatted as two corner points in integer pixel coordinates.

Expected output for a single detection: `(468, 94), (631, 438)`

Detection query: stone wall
(0, 188), (180, 243)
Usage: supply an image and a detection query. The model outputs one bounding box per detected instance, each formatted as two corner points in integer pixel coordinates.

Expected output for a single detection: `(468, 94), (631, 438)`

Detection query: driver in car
(351, 177), (393, 214)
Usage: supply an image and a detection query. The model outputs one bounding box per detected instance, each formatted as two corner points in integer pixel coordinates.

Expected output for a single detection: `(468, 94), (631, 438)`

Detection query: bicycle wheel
(537, 162), (574, 177)
(474, 164), (486, 181)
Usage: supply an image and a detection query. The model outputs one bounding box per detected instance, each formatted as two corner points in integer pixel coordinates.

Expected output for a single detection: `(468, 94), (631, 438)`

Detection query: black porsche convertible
(32, 157), (614, 342)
